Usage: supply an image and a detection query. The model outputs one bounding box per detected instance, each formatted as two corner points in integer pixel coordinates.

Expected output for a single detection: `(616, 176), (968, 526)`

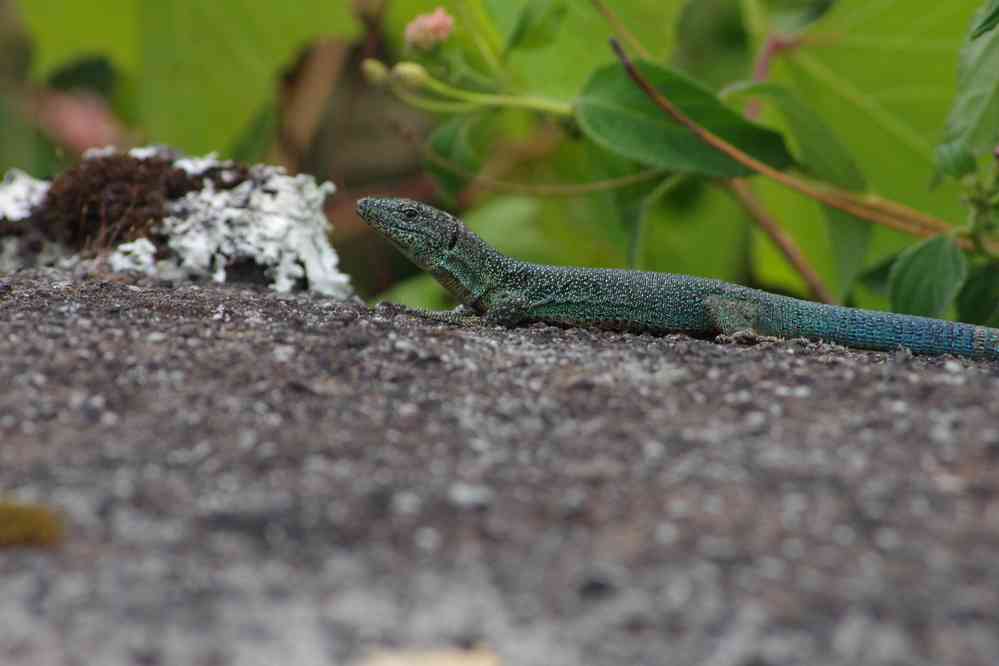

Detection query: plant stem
(458, 0), (505, 80)
(470, 93), (573, 116)
(424, 143), (668, 196)
(725, 179), (837, 304)
(589, 0), (652, 59)
(389, 83), (480, 114)
(626, 174), (686, 269)
(418, 74), (573, 116)
(389, 65), (573, 117)
(739, 0), (770, 44)
(608, 38), (996, 253)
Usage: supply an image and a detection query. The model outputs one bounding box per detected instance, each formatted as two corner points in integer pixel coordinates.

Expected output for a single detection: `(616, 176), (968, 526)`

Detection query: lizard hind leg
(703, 295), (762, 335)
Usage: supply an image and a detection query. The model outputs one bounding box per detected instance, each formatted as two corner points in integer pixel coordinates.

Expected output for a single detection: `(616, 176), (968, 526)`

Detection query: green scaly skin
(357, 197), (999, 361)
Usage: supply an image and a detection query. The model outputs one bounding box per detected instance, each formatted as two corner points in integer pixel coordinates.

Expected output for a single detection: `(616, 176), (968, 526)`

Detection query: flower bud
(361, 58), (389, 86)
(392, 62), (430, 88)
(405, 7), (455, 50)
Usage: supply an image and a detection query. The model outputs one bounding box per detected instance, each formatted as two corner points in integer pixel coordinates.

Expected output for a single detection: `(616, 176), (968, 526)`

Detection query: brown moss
(31, 154), (189, 250)
(8, 153), (251, 258)
(0, 500), (65, 548)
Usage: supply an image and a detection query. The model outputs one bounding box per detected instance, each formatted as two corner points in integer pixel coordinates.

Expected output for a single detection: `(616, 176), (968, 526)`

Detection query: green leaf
(749, 2), (971, 305)
(957, 261), (999, 325)
(936, 1), (999, 179)
(625, 175), (685, 268)
(464, 195), (547, 262)
(18, 0), (140, 78)
(575, 61), (794, 178)
(20, 1), (359, 154)
(377, 273), (452, 310)
(0, 93), (61, 178)
(577, 143), (674, 269)
(971, 0), (999, 39)
(935, 142), (979, 180)
(728, 81), (869, 297)
(856, 252), (900, 299)
(425, 114), (486, 205)
(762, 0), (836, 32)
(888, 236), (968, 317)
(504, 0), (567, 53)
(727, 83), (862, 188)
(0, 95), (35, 174)
(229, 102), (279, 164)
(47, 56), (117, 96)
(672, 0), (752, 90)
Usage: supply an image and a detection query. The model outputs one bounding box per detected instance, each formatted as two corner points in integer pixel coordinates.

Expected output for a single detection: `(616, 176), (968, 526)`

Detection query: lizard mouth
(356, 197), (373, 217)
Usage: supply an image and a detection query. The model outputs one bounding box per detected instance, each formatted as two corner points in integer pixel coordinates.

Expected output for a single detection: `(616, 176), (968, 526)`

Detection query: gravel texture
(2, 267), (999, 666)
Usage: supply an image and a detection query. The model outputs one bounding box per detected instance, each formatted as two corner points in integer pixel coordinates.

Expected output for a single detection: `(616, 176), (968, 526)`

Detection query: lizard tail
(767, 300), (999, 360)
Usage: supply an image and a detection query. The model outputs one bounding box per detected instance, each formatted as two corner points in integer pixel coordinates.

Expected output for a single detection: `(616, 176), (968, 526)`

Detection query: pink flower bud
(33, 91), (127, 155)
(404, 7), (455, 50)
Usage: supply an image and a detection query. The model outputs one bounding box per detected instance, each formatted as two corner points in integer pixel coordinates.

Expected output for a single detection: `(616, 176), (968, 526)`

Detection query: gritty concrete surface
(1, 267), (999, 666)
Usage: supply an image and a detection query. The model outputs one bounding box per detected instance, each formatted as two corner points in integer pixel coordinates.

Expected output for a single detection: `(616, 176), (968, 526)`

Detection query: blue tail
(766, 299), (999, 360)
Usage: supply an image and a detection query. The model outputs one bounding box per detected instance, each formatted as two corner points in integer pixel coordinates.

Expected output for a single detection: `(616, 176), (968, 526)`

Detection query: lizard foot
(716, 329), (761, 346)
(400, 304), (483, 327)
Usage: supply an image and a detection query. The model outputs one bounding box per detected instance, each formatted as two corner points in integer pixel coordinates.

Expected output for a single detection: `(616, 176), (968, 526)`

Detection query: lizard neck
(430, 224), (514, 310)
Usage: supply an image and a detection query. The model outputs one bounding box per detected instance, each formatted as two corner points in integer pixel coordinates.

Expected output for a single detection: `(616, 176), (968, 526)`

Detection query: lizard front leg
(403, 293), (532, 328)
(406, 286), (535, 328)
(390, 303), (482, 328)
(481, 291), (533, 327)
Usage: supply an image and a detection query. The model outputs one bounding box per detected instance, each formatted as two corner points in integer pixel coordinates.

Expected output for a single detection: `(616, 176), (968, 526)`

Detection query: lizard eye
(402, 206), (418, 220)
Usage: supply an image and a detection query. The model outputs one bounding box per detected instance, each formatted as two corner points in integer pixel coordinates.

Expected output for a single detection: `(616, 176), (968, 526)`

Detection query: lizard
(356, 197), (999, 361)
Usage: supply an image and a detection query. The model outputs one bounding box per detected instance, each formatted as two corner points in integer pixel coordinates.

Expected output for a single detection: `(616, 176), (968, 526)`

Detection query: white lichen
(173, 153), (224, 176)
(125, 146), (163, 160)
(108, 238), (158, 274)
(1, 149), (352, 299)
(0, 169), (50, 222)
(160, 161), (351, 298)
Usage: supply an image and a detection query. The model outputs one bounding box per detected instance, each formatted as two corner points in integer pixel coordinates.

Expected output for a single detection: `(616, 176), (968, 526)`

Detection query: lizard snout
(355, 197), (375, 221)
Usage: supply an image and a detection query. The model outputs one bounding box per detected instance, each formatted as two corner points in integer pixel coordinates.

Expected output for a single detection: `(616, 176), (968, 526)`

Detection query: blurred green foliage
(15, 0), (358, 153)
(750, 1), (977, 305)
(4, 0), (999, 323)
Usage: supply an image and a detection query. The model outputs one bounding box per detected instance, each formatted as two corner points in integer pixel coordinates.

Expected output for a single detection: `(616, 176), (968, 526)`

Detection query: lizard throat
(431, 266), (477, 305)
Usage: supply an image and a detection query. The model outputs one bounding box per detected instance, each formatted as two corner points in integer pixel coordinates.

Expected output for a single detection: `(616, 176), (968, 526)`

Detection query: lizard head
(356, 197), (461, 271)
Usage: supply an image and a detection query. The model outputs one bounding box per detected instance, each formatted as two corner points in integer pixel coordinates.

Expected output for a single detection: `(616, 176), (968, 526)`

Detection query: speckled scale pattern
(499, 262), (723, 333)
(500, 263), (999, 359)
(356, 197), (999, 361)
(763, 296), (999, 359)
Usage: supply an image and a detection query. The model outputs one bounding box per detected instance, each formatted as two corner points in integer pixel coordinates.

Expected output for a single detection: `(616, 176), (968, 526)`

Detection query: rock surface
(2, 268), (998, 665)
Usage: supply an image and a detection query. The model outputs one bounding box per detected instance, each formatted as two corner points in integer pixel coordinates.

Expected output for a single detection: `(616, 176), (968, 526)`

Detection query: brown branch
(745, 35), (802, 120)
(725, 179), (836, 304)
(607, 39), (972, 248)
(271, 39), (349, 171)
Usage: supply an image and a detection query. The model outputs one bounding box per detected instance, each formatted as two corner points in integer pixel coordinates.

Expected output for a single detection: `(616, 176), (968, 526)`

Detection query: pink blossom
(405, 7), (455, 50)
(33, 91), (128, 155)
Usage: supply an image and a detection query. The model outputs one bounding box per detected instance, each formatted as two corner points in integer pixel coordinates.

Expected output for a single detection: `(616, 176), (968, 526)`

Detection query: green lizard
(357, 197), (999, 360)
